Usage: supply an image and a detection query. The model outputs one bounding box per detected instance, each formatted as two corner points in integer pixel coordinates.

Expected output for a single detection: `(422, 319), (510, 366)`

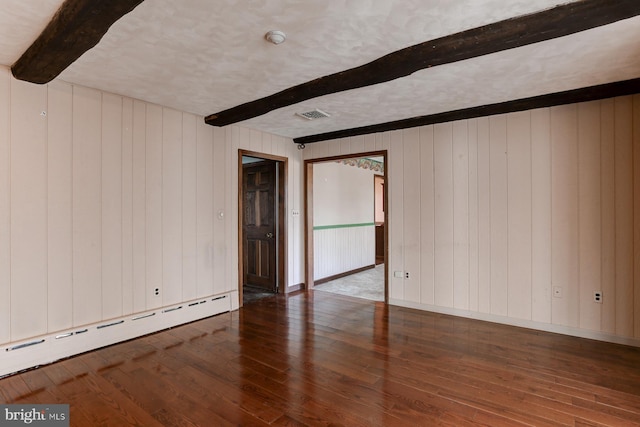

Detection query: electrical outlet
(154, 288), (160, 296)
(553, 286), (562, 298)
(594, 291), (602, 303)
(405, 272), (410, 279)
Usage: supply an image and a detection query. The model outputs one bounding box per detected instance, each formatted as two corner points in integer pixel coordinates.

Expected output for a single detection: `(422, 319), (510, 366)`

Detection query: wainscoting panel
(314, 225), (375, 281)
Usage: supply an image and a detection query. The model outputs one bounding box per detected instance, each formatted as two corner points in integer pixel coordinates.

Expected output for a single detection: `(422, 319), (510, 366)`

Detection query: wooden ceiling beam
(293, 78), (640, 144)
(11, 0), (145, 84)
(205, 0), (640, 127)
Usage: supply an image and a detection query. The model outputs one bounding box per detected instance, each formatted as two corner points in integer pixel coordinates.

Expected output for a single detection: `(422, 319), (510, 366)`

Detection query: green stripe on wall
(313, 222), (375, 230)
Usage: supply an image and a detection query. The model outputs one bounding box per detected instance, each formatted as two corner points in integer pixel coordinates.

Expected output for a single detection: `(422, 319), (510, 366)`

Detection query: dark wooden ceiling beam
(11, 0), (145, 84)
(293, 78), (640, 144)
(205, 0), (640, 127)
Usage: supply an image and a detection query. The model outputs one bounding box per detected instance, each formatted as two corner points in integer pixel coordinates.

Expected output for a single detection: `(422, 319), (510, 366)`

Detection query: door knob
(266, 232), (274, 238)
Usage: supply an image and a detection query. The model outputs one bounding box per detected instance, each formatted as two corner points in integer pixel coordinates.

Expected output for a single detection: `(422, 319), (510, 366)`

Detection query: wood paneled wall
(0, 66), (300, 349)
(1, 60), (637, 354)
(304, 95), (640, 343)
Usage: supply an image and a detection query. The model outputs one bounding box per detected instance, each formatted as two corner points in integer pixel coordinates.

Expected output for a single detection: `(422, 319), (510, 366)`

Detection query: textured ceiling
(1, 0), (639, 140)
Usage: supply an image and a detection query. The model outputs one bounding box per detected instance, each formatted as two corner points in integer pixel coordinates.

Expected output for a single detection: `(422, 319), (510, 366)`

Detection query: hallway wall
(313, 161), (375, 280)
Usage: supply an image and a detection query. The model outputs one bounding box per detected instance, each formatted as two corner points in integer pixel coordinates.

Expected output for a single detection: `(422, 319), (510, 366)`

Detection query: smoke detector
(265, 30), (286, 45)
(296, 109), (331, 120)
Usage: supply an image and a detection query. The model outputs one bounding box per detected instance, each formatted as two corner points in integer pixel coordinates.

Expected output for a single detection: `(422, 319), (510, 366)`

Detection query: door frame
(238, 149), (288, 306)
(304, 150), (388, 302)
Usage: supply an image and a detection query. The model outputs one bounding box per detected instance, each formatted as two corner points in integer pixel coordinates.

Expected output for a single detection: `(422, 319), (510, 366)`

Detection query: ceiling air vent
(296, 109), (331, 120)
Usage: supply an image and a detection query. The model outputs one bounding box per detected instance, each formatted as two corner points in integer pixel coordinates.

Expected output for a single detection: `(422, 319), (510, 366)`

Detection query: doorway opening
(238, 150), (287, 306)
(304, 151), (388, 302)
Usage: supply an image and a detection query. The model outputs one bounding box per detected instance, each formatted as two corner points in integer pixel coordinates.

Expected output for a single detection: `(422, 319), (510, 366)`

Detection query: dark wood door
(243, 161), (277, 292)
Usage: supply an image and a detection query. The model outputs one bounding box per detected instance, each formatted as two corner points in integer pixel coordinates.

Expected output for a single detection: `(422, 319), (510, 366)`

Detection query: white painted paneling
(305, 95), (638, 343)
(419, 125), (435, 305)
(600, 99), (616, 334)
(162, 108), (183, 305)
(551, 104), (579, 328)
(290, 141), (304, 286)
(0, 75), (292, 369)
(309, 139), (328, 159)
(261, 132), (272, 153)
(452, 121), (469, 310)
(145, 104), (163, 309)
(326, 138), (341, 158)
(101, 93), (123, 320)
(634, 94), (640, 339)
(182, 113), (197, 301)
(10, 79), (48, 341)
(72, 86), (103, 327)
(249, 128), (261, 152)
(340, 138), (351, 156)
(614, 96), (634, 337)
(287, 142), (298, 287)
(271, 134), (287, 158)
(467, 119), (479, 312)
(476, 117), (491, 314)
(506, 111), (532, 320)
(228, 127), (239, 295)
(577, 101), (601, 331)
(0, 68), (10, 344)
(434, 123), (453, 307)
(403, 128), (420, 302)
(196, 119), (214, 296)
(351, 135), (365, 154)
(489, 115), (508, 316)
(375, 133), (388, 152)
(314, 226), (375, 280)
(121, 98), (134, 316)
(132, 100), (147, 313)
(531, 108), (551, 324)
(363, 133), (376, 153)
(389, 131), (404, 300)
(2, 64), (639, 371)
(47, 80), (73, 332)
(212, 127), (227, 293)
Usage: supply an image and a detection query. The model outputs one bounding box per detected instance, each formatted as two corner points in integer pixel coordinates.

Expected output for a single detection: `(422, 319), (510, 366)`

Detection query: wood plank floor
(2, 290), (640, 426)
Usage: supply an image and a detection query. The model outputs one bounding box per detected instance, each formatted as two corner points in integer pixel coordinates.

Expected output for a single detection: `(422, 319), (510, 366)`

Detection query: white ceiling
(1, 0), (639, 140)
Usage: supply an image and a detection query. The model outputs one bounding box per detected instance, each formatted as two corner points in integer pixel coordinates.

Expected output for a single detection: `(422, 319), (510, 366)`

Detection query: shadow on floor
(314, 264), (384, 301)
(242, 286), (275, 305)
(242, 264), (385, 305)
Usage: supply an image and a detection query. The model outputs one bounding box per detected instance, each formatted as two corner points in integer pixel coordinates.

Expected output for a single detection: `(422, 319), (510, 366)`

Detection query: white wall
(313, 161), (374, 226)
(0, 66), (303, 375)
(304, 97), (640, 345)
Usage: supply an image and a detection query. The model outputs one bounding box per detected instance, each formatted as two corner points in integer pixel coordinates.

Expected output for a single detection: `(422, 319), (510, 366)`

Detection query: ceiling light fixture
(265, 30), (286, 45)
